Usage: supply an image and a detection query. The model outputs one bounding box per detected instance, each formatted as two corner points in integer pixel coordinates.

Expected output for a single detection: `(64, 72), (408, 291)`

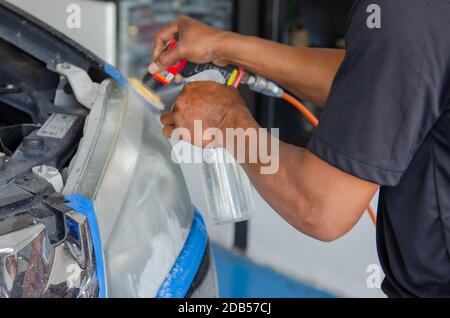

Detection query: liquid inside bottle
(201, 147), (255, 224)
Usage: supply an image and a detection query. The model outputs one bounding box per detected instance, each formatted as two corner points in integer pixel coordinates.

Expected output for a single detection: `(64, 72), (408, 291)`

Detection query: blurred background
(7, 0), (383, 297)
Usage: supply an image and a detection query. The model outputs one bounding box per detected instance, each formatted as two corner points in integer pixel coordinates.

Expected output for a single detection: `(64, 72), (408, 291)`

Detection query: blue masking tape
(65, 194), (107, 298)
(103, 63), (127, 87)
(156, 208), (208, 298)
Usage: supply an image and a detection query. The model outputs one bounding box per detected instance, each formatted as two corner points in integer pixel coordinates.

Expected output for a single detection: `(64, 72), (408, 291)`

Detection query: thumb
(154, 44), (187, 70)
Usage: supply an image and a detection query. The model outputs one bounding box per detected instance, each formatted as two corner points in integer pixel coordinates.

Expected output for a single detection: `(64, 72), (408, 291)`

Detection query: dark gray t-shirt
(308, 0), (450, 297)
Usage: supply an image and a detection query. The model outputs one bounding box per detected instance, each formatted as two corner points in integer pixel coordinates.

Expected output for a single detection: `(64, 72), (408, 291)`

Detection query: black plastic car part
(0, 2), (111, 243)
(0, 1), (116, 187)
(0, 172), (69, 246)
(0, 38), (86, 186)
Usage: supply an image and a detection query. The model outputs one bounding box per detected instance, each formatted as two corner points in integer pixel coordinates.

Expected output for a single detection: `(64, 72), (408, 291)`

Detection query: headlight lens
(64, 80), (193, 297)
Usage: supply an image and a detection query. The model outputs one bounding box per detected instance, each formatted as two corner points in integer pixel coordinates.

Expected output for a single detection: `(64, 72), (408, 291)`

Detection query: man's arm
(237, 114), (379, 241)
(161, 82), (379, 241)
(149, 16), (344, 106)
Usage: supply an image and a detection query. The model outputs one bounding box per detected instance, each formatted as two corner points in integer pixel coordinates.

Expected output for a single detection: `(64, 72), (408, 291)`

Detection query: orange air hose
(281, 92), (377, 225)
(282, 92), (319, 127)
(367, 205), (377, 225)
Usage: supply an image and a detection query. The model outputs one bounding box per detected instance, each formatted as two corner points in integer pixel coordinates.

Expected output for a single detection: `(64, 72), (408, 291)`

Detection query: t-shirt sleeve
(308, 0), (449, 186)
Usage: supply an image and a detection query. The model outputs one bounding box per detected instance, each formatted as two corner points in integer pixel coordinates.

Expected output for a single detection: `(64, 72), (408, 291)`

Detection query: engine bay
(0, 1), (118, 296)
(0, 38), (90, 244)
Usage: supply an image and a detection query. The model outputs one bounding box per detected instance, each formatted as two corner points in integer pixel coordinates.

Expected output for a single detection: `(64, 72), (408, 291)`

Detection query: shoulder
(351, 0), (450, 14)
(349, 0), (450, 25)
(346, 0), (450, 48)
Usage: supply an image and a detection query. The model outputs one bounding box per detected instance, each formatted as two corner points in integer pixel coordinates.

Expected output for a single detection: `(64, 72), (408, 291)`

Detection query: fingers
(162, 124), (175, 139)
(154, 44), (187, 71)
(152, 21), (180, 61)
(160, 82), (212, 141)
(160, 84), (195, 128)
(147, 63), (160, 74)
(149, 19), (182, 74)
(161, 111), (183, 140)
(174, 74), (185, 84)
(160, 111), (176, 126)
(211, 59), (229, 68)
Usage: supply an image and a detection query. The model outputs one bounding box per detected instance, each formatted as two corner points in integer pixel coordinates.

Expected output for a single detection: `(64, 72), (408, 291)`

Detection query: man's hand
(148, 16), (231, 74)
(160, 81), (253, 148)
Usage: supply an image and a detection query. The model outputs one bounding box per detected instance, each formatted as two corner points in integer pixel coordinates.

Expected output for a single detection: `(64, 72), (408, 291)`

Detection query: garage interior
(4, 0), (384, 298)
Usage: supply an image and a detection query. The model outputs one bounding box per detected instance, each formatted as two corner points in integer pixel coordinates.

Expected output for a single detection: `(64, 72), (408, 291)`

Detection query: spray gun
(142, 39), (284, 98)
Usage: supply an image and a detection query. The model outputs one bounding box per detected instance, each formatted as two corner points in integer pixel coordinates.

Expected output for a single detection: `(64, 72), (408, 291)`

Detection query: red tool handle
(152, 39), (187, 85)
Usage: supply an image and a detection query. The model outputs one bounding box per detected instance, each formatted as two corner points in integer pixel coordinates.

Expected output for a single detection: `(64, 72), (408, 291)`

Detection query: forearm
(219, 32), (345, 106)
(226, 111), (377, 241)
(244, 143), (321, 237)
(229, 115), (327, 239)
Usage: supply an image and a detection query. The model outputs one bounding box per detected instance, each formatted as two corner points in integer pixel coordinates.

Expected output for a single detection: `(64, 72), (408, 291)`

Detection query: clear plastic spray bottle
(186, 70), (255, 224)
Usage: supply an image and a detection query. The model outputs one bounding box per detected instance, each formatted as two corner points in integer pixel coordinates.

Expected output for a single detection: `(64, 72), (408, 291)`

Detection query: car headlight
(63, 79), (194, 297)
